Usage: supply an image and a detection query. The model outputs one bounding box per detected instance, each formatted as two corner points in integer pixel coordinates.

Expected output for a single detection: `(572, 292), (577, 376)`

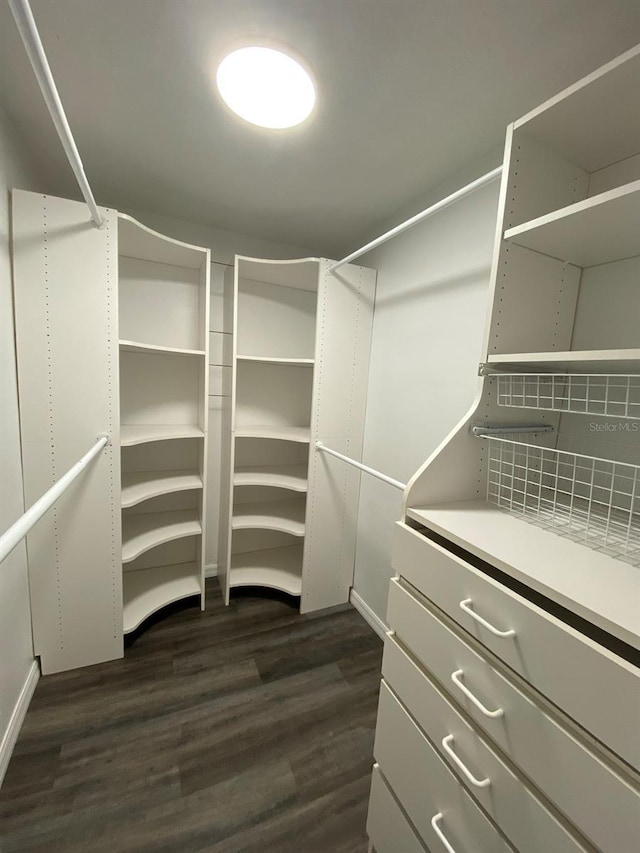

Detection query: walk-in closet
(1, 3), (638, 851)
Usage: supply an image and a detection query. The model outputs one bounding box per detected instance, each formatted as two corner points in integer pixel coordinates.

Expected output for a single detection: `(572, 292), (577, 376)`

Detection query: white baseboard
(0, 659), (40, 787)
(205, 563), (218, 578)
(350, 589), (388, 640)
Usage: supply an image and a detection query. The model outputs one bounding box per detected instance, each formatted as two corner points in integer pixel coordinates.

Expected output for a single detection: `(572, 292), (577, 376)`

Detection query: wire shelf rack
(485, 436), (640, 567)
(494, 373), (640, 419)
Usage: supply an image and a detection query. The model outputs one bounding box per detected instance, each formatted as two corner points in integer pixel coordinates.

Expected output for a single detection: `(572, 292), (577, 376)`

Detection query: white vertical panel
(209, 261), (233, 334)
(302, 260), (376, 612)
(486, 245), (580, 357)
(217, 262), (238, 604)
(505, 132), (589, 229)
(572, 256), (640, 350)
(12, 190), (122, 674)
(205, 266), (231, 573)
(198, 255), (210, 607)
(209, 331), (232, 367)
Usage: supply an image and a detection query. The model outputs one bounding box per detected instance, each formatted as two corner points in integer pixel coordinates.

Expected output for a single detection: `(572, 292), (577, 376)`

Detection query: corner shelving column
(118, 215), (210, 633)
(220, 256), (376, 612)
(222, 258), (318, 601)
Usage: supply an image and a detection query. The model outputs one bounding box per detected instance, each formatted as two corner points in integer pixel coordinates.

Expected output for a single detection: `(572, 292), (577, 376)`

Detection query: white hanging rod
(9, 0), (105, 229)
(328, 165), (503, 273)
(316, 442), (406, 490)
(0, 434), (110, 565)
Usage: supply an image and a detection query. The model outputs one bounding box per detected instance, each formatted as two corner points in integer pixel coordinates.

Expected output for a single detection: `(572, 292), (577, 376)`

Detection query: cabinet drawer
(392, 521), (640, 769)
(387, 578), (640, 853)
(367, 764), (427, 853)
(382, 632), (590, 853)
(375, 681), (513, 853)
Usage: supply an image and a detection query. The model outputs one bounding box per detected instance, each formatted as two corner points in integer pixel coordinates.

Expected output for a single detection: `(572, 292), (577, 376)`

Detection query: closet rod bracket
(472, 424), (554, 438)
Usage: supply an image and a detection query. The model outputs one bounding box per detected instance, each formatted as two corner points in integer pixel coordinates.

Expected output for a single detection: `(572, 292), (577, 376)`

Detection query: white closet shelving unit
(220, 256), (376, 612)
(405, 44), (640, 642)
(368, 45), (640, 853)
(11, 194), (210, 672)
(118, 215), (210, 633)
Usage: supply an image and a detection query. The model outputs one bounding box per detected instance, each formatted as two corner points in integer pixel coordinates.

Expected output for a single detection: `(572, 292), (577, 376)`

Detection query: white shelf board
(122, 509), (202, 563)
(236, 355), (314, 366)
(406, 500), (640, 650)
(123, 562), (200, 633)
(121, 470), (203, 508)
(229, 545), (303, 596)
(504, 181), (640, 267)
(231, 499), (305, 537)
(233, 464), (308, 492)
(235, 426), (311, 444)
(487, 349), (640, 372)
(120, 425), (204, 446)
(119, 340), (205, 357)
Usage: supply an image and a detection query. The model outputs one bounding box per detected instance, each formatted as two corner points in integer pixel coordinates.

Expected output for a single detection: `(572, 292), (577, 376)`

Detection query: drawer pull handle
(431, 812), (457, 853)
(441, 735), (491, 788)
(459, 599), (516, 638)
(451, 669), (504, 718)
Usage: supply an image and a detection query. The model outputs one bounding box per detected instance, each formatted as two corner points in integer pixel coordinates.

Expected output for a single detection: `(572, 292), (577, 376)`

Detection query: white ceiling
(1, 1), (639, 256)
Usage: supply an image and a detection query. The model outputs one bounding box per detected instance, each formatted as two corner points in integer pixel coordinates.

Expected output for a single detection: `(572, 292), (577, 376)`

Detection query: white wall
(119, 206), (314, 573)
(0, 109), (46, 779)
(352, 161), (501, 621)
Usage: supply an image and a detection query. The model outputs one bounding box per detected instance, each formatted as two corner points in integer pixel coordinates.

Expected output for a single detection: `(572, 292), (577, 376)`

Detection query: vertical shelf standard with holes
(219, 256), (376, 613)
(12, 191), (122, 674)
(118, 215), (210, 633)
(367, 45), (640, 853)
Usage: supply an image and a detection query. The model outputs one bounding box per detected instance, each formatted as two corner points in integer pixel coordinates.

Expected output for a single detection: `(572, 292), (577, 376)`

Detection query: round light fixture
(216, 46), (315, 129)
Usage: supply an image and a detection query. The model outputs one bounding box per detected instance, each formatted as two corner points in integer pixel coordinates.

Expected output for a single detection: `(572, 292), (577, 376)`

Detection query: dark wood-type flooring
(1, 580), (383, 852)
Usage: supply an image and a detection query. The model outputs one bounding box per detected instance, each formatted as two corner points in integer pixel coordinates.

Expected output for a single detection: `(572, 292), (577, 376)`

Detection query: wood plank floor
(0, 581), (383, 852)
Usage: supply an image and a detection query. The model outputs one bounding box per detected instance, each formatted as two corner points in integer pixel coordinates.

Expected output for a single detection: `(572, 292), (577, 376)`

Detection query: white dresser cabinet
(367, 44), (640, 853)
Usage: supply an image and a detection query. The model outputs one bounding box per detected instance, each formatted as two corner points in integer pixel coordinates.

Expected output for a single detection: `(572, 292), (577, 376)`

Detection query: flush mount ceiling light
(216, 46), (315, 129)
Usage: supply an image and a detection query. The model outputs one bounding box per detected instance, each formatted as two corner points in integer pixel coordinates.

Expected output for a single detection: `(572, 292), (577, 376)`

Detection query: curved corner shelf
(119, 340), (205, 357)
(236, 355), (314, 366)
(120, 425), (205, 446)
(235, 426), (311, 443)
(503, 180), (640, 267)
(123, 562), (201, 634)
(122, 509), (202, 563)
(229, 545), (303, 596)
(231, 499), (305, 537)
(121, 470), (203, 508)
(118, 213), (207, 269)
(233, 464), (308, 492)
(237, 255), (320, 292)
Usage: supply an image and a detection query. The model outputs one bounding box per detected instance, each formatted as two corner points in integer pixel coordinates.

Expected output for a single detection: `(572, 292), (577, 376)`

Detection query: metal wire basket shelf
(485, 435), (640, 567)
(494, 373), (640, 419)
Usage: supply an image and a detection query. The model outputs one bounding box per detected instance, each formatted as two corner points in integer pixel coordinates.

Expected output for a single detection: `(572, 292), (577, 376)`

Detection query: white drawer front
(382, 632), (589, 853)
(367, 765), (427, 853)
(375, 681), (513, 853)
(387, 578), (640, 853)
(392, 521), (640, 769)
